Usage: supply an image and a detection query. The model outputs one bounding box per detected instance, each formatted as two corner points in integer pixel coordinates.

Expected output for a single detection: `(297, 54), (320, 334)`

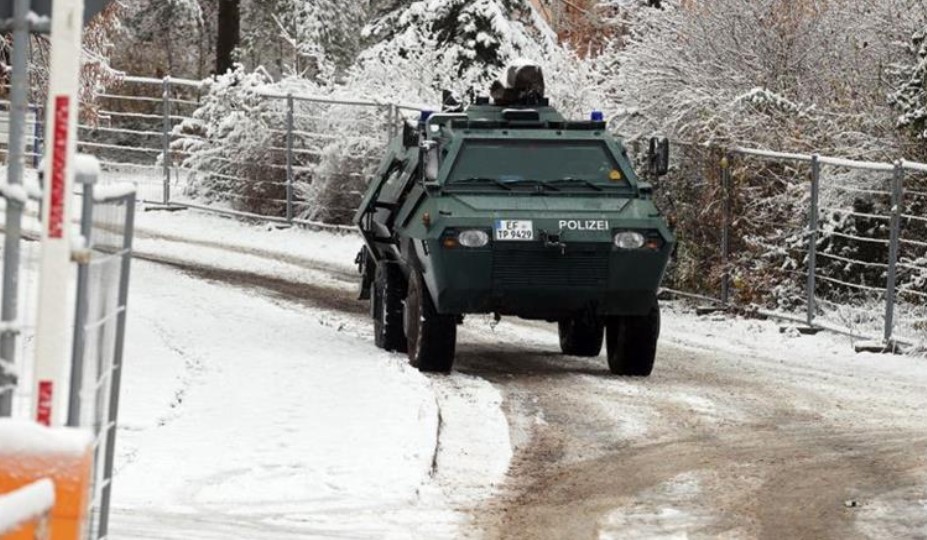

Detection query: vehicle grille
(492, 245), (609, 288)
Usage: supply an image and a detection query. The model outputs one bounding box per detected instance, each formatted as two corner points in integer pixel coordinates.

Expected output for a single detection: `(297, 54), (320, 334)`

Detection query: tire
(558, 317), (604, 357)
(605, 303), (661, 376)
(405, 270), (456, 372)
(373, 262), (407, 352)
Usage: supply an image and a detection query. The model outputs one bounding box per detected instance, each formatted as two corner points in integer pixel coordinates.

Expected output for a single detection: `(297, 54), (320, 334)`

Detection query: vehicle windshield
(446, 140), (628, 188)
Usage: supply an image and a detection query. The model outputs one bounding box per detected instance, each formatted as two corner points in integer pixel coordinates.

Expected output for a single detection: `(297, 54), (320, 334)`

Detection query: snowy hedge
(174, 66), (386, 223)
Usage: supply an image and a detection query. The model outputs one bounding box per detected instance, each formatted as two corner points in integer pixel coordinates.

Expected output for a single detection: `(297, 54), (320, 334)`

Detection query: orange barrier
(0, 422), (93, 540)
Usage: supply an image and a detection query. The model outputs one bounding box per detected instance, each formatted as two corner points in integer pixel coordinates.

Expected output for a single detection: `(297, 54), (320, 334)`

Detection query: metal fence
(3, 76), (925, 349)
(0, 160), (136, 538)
(0, 173), (40, 417)
(1, 76), (408, 231)
(70, 178), (136, 540)
(660, 144), (927, 348)
(1, 77), (425, 232)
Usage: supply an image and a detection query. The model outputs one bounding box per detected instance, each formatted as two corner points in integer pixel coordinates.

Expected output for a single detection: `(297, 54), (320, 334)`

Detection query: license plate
(494, 220), (534, 241)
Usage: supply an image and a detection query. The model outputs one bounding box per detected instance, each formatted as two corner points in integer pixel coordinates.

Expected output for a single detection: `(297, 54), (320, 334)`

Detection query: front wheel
(405, 270), (456, 372)
(605, 303), (661, 377)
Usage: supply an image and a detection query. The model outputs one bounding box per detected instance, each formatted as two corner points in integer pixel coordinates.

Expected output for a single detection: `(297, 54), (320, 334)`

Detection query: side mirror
(420, 140), (439, 183)
(648, 137), (670, 177)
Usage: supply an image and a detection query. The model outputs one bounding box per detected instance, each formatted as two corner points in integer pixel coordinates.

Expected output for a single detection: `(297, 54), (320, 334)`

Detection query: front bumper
(420, 239), (672, 318)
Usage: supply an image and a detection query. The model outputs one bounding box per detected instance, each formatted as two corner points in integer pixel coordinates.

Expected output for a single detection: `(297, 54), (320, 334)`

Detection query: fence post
(67, 174), (95, 427)
(285, 93), (294, 224)
(161, 76), (172, 205)
(884, 161), (903, 345)
(96, 191), (136, 540)
(0, 0), (32, 417)
(807, 154), (821, 327)
(720, 154), (732, 305)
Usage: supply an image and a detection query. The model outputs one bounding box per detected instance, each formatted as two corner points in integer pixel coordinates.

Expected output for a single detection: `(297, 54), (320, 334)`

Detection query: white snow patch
(0, 479), (55, 534)
(74, 154), (101, 179)
(0, 419), (91, 456)
(429, 373), (512, 506)
(107, 260), (510, 538)
(854, 479), (927, 538)
(93, 182), (136, 202)
(599, 472), (713, 540)
(0, 183), (28, 205)
(133, 206), (362, 272)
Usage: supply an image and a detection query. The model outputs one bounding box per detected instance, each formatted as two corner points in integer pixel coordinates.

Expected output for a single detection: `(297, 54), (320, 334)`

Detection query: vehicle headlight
(614, 231), (645, 249)
(458, 229), (490, 248)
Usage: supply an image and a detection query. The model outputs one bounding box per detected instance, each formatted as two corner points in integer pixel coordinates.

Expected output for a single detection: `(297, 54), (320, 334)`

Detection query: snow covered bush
(176, 66), (389, 222)
(612, 0), (925, 307)
(299, 135), (381, 224)
(174, 66), (291, 215)
(173, 0), (612, 222)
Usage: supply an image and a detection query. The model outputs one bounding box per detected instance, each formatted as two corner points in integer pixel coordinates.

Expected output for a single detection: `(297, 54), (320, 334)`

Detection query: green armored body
(354, 64), (674, 375)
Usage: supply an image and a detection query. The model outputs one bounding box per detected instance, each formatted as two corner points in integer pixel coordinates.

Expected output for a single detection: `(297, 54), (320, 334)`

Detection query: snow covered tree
(0, 3), (123, 122)
(124, 0), (205, 76)
(274, 0), (369, 80)
(609, 0), (920, 306)
(360, 0), (553, 88)
(613, 0), (899, 153)
(347, 0), (608, 118)
(891, 26), (927, 143)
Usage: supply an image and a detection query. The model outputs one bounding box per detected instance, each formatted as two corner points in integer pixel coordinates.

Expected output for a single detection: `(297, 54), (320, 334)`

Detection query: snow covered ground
(109, 259), (510, 538)
(5, 198), (927, 538)
(115, 206), (927, 538)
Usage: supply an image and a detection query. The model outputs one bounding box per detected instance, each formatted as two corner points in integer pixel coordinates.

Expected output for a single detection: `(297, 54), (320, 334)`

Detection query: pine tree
(276, 0), (369, 80)
(365, 0), (550, 77)
(128, 0), (204, 75)
(348, 0), (572, 105)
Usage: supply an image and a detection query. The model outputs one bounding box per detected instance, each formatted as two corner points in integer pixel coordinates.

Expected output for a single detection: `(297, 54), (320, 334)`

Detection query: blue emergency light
(591, 110), (604, 122)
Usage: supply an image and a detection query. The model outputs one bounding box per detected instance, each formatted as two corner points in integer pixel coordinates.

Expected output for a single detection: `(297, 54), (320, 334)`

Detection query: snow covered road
(107, 209), (927, 539)
(109, 258), (510, 539)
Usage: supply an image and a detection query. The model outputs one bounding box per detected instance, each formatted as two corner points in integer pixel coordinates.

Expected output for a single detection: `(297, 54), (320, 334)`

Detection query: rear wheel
(405, 270), (456, 372)
(605, 303), (660, 377)
(558, 317), (604, 357)
(373, 262), (406, 352)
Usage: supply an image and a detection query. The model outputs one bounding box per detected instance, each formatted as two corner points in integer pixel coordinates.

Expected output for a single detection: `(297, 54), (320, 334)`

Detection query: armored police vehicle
(354, 63), (674, 375)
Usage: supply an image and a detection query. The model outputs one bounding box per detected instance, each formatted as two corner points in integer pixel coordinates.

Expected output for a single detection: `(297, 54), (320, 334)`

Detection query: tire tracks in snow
(128, 232), (927, 539)
(130, 245), (511, 532)
(453, 338), (927, 539)
(131, 224), (358, 282)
